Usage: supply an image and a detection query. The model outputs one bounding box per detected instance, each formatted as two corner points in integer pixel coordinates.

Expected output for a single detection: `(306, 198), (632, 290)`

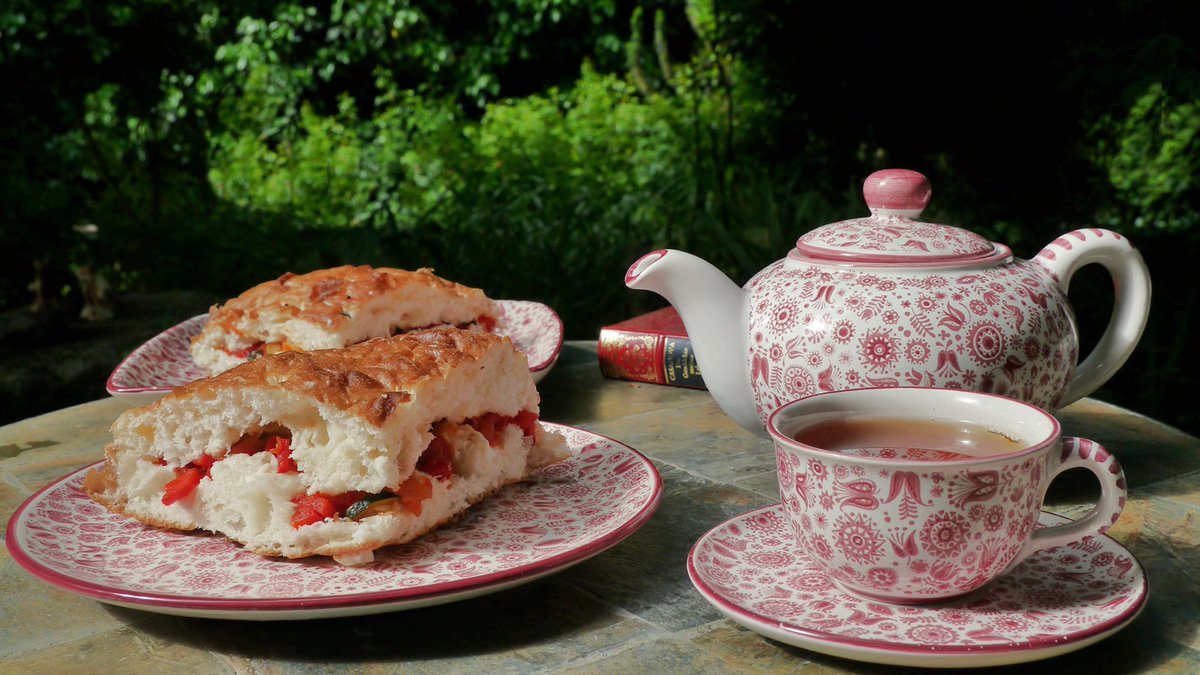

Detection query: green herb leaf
(344, 493), (393, 519)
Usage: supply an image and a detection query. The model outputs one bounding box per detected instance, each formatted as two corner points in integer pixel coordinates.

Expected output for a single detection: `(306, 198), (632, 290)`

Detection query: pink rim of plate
(105, 299), (565, 396)
(687, 505), (1148, 666)
(5, 424), (660, 618)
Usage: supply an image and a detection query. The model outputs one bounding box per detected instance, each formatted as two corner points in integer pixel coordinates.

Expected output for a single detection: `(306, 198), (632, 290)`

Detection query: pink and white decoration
(5, 424), (660, 620)
(745, 219), (1147, 427)
(106, 314), (209, 396)
(625, 169), (1151, 435)
(688, 505), (1147, 668)
(499, 299), (565, 379)
(773, 435), (1125, 603)
(106, 299), (565, 401)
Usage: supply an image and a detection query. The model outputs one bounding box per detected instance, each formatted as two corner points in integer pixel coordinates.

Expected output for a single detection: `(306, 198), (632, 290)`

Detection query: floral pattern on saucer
(6, 424), (659, 620)
(688, 505), (1147, 668)
(106, 299), (564, 397)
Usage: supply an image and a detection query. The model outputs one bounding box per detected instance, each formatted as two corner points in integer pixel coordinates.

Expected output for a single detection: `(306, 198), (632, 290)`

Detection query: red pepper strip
(290, 491), (368, 528)
(266, 436), (297, 473)
(192, 454), (216, 475)
(291, 494), (336, 528)
(417, 435), (454, 482)
(229, 433), (297, 472)
(161, 467), (204, 506)
(397, 475), (433, 516)
(330, 491), (368, 513)
(466, 412), (506, 447)
(466, 411), (538, 446)
(230, 434), (268, 455)
(514, 410), (538, 437)
(227, 342), (266, 359)
(160, 454), (219, 506)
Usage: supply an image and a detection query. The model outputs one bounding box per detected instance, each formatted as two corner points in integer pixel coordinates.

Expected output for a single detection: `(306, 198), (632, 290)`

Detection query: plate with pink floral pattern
(106, 299), (564, 401)
(6, 424), (659, 620)
(688, 505), (1147, 668)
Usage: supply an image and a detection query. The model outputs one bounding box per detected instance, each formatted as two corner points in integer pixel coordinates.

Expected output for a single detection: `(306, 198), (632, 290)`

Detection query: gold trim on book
(598, 333), (659, 382)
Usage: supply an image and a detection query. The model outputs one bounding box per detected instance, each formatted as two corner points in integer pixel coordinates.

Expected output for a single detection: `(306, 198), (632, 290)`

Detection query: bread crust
(190, 265), (501, 374)
(183, 327), (503, 427)
(204, 265), (491, 333)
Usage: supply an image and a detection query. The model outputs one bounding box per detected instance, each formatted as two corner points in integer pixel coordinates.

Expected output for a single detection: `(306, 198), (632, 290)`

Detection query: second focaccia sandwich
(190, 265), (502, 374)
(84, 327), (567, 565)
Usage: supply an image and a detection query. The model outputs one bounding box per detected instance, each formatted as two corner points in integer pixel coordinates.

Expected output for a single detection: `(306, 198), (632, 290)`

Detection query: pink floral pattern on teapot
(744, 253), (1078, 423)
(626, 168), (1152, 435)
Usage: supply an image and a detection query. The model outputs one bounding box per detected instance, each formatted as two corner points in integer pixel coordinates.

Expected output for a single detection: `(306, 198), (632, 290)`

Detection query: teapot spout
(626, 250), (761, 434)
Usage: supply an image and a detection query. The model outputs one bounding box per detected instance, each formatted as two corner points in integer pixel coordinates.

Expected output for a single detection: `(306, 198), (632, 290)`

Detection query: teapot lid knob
(863, 169), (931, 218)
(795, 167), (999, 263)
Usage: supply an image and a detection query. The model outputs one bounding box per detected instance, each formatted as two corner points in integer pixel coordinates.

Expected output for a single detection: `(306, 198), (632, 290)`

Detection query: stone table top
(2, 341), (1198, 672)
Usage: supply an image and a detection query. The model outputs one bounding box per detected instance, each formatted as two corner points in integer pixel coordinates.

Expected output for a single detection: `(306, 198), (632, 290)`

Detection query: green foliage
(1082, 79), (1200, 434)
(1091, 83), (1199, 237)
(429, 65), (695, 322)
(192, 0), (801, 331)
(208, 70), (467, 231)
(0, 0), (632, 308)
(202, 0), (621, 108)
(3, 0), (1197, 437)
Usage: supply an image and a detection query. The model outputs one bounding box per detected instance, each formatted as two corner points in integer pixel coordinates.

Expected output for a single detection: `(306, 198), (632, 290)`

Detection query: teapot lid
(793, 169), (1001, 265)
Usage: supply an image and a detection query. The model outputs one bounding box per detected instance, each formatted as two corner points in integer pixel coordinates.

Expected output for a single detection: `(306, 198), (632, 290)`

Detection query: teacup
(767, 387), (1126, 604)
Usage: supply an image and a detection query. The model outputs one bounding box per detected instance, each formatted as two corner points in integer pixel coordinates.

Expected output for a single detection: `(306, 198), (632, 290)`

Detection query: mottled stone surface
(2, 341), (1199, 672)
(557, 468), (773, 633)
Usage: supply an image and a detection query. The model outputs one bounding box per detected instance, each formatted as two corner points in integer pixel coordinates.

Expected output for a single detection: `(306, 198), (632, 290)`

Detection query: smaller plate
(688, 505), (1147, 668)
(106, 299), (564, 402)
(6, 424), (659, 620)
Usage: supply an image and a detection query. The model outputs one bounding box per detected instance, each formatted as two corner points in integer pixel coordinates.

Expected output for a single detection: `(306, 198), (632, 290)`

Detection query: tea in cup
(767, 387), (1126, 604)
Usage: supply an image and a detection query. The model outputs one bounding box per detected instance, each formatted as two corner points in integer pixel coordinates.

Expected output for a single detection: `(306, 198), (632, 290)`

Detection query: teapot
(626, 169), (1151, 436)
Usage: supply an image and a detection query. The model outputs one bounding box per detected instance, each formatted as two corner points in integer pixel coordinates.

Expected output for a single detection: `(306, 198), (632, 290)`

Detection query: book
(597, 307), (706, 389)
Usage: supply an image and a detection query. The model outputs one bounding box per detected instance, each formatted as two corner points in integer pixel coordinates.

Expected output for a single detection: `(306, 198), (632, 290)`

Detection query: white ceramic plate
(6, 424), (659, 620)
(688, 505), (1147, 668)
(106, 299), (564, 403)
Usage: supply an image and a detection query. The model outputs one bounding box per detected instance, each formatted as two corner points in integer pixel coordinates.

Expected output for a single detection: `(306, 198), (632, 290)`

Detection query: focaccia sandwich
(190, 265), (502, 375)
(85, 327), (567, 565)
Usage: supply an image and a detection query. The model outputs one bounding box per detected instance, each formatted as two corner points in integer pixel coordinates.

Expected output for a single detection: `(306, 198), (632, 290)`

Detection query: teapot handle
(1034, 229), (1151, 408)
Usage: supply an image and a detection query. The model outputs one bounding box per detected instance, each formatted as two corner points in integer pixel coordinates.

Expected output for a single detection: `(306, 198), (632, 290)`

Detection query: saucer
(687, 505), (1147, 668)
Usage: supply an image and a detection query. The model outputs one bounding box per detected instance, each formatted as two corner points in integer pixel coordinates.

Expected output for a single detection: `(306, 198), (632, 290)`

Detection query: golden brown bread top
(166, 327), (515, 426)
(202, 265), (493, 332)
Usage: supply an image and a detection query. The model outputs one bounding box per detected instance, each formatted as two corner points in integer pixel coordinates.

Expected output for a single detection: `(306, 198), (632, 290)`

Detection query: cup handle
(1010, 437), (1127, 567)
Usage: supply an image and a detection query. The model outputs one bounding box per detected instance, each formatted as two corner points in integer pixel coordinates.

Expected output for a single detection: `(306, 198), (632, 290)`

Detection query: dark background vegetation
(2, 0), (1196, 434)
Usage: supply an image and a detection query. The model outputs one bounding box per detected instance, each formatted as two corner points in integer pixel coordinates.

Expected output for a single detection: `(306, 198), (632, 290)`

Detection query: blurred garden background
(2, 0), (1196, 434)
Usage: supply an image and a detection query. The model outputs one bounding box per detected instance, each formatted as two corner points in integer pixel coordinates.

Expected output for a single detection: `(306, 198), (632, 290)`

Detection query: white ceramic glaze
(766, 387), (1127, 603)
(688, 505), (1147, 668)
(106, 299), (565, 403)
(626, 169), (1152, 435)
(5, 424), (660, 620)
